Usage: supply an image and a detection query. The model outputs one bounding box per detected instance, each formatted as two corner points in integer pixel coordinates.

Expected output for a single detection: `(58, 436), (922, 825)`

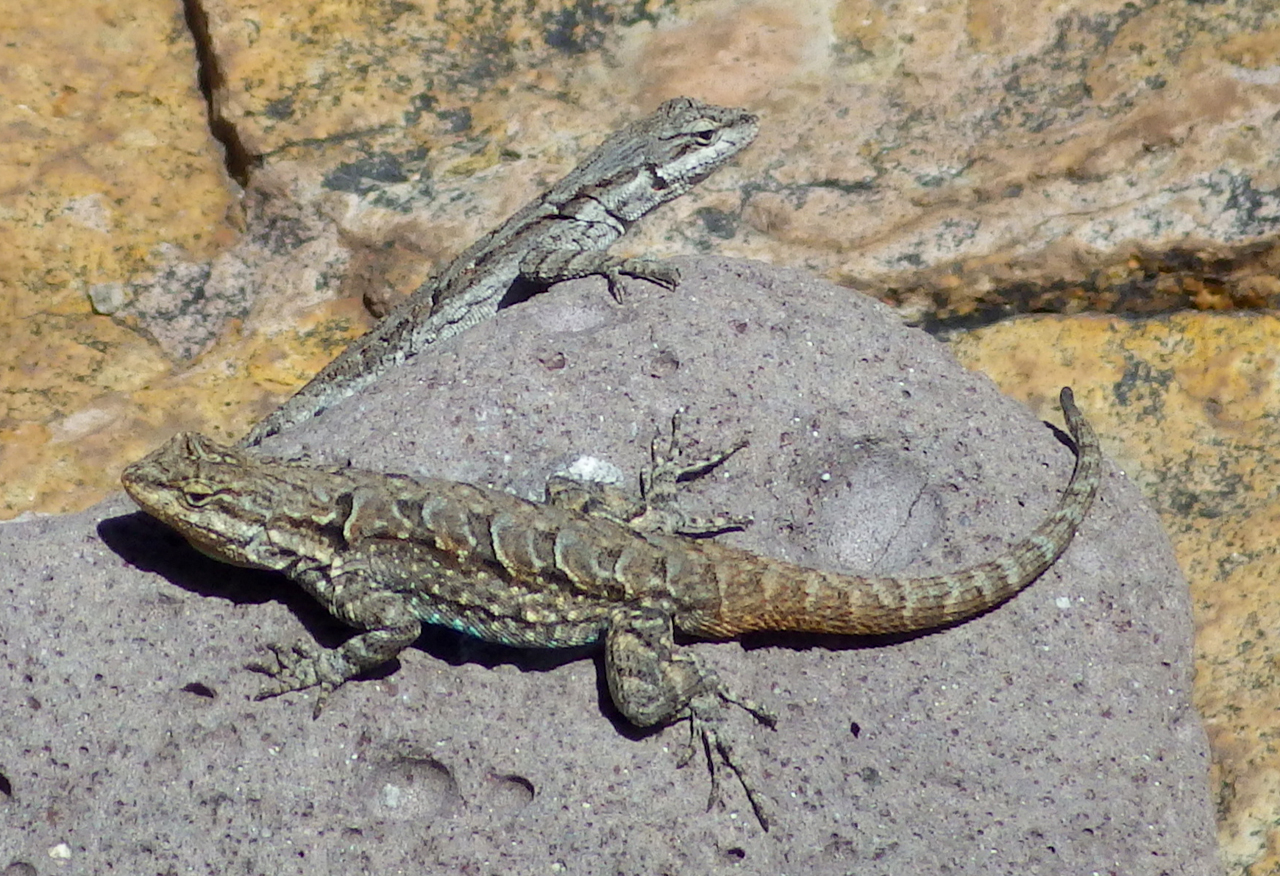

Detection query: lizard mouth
(163, 519), (265, 570)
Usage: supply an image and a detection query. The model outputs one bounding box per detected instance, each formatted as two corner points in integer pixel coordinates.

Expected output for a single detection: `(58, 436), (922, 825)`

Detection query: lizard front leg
(518, 242), (680, 301)
(249, 563), (422, 718)
(605, 606), (776, 829)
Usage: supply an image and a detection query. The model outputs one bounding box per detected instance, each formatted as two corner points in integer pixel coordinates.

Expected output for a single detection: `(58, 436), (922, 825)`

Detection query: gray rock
(0, 258), (1219, 874)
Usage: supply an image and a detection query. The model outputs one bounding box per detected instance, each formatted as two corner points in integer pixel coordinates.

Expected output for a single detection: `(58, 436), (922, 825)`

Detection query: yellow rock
(952, 313), (1280, 873)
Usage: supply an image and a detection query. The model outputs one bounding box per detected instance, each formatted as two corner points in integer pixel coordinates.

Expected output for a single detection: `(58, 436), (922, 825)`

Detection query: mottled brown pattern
(683, 391), (1099, 637)
(122, 388), (1100, 829)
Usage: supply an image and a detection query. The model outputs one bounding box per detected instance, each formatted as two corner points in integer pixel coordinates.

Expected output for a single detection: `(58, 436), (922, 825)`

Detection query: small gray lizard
(122, 388), (1101, 829)
(240, 97), (759, 447)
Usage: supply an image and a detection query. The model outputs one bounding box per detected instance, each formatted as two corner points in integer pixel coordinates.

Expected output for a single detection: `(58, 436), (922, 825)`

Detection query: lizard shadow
(496, 275), (545, 309)
(97, 510), (600, 680)
(98, 510), (296, 607)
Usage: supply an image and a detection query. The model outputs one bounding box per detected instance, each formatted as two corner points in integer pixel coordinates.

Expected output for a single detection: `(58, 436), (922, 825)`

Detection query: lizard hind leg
(638, 409), (751, 533)
(544, 409), (751, 535)
(604, 606), (776, 829)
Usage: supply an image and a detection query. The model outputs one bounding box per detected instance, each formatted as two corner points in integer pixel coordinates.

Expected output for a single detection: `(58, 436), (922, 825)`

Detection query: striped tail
(687, 388), (1101, 638)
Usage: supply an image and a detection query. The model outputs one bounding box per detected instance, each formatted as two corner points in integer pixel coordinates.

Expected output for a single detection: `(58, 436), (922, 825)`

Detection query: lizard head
(569, 97), (759, 221)
(647, 97), (759, 193)
(121, 432), (328, 571)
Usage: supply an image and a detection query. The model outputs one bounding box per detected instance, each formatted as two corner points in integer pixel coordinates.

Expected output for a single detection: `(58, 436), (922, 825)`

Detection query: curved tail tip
(1057, 386), (1089, 439)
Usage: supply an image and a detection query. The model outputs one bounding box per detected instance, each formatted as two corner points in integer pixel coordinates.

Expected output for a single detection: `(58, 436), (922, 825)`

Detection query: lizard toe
(247, 640), (325, 697)
(685, 690), (775, 831)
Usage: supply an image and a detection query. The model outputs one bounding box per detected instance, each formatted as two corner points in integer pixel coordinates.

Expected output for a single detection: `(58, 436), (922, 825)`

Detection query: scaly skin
(123, 387), (1101, 829)
(240, 97), (759, 447)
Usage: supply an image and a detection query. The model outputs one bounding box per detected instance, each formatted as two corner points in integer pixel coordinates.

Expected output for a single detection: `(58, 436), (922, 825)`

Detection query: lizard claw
(608, 258), (681, 301)
(629, 412), (752, 536)
(683, 691), (775, 831)
(247, 640), (339, 717)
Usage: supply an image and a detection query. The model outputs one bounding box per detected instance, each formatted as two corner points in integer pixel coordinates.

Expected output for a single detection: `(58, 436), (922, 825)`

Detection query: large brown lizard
(122, 388), (1101, 828)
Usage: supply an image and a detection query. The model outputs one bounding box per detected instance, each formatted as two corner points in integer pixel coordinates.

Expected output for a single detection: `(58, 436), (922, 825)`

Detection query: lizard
(121, 387), (1102, 829)
(239, 97), (759, 448)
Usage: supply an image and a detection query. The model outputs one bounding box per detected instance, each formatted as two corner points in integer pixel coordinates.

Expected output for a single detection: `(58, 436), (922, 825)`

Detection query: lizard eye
(180, 480), (220, 508)
(691, 127), (718, 145)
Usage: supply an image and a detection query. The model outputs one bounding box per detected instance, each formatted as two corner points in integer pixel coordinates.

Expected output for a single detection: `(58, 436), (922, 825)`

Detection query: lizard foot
(631, 408), (752, 536)
(607, 257), (681, 300)
(247, 640), (347, 718)
(544, 409), (750, 535)
(679, 688), (778, 831)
